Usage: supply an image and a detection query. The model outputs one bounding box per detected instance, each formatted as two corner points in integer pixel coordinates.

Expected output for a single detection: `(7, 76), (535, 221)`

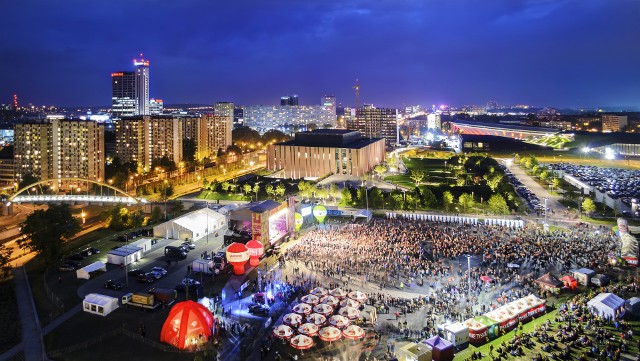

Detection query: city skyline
(1, 0), (639, 109)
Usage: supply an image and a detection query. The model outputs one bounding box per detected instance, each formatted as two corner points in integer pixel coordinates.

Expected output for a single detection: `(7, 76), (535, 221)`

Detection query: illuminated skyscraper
(134, 56), (150, 116)
(111, 56), (150, 117)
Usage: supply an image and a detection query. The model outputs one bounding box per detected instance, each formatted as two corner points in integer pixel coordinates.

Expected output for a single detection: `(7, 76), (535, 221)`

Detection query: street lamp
(163, 180), (168, 220)
(81, 210), (86, 224)
(465, 255), (472, 298)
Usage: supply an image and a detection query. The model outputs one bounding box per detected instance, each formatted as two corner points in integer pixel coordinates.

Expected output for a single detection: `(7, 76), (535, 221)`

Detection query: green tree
(265, 183), (274, 198)
(484, 174), (503, 192)
(253, 183), (260, 200)
(339, 188), (353, 206)
(356, 187), (367, 203)
(18, 204), (80, 266)
(0, 244), (13, 278)
(149, 206), (163, 224)
(209, 180), (219, 192)
(442, 191), (454, 212)
(459, 193), (475, 212)
(410, 170), (426, 185)
(539, 169), (549, 182)
(329, 183), (339, 202)
(243, 184), (252, 195)
(391, 192), (404, 210)
(298, 181), (314, 201)
(261, 129), (291, 145)
(488, 194), (509, 215)
(581, 198), (596, 216)
(221, 181), (231, 192)
(275, 183), (286, 198)
(369, 187), (383, 208)
(421, 187), (437, 208)
(406, 194), (420, 210)
(551, 177), (560, 191)
(373, 164), (387, 179)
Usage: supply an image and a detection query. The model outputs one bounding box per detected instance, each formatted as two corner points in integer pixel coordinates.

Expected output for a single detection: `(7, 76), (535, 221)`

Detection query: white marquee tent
(76, 261), (107, 280)
(83, 293), (119, 316)
(153, 208), (226, 242)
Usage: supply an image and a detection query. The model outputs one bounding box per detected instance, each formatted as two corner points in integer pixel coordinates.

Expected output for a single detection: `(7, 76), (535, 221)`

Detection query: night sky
(1, 0), (639, 109)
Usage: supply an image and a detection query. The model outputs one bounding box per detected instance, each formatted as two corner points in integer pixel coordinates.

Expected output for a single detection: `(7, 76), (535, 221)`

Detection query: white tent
(444, 322), (469, 347)
(76, 261), (107, 280)
(83, 293), (119, 316)
(107, 245), (143, 266)
(587, 293), (626, 320)
(153, 208), (226, 242)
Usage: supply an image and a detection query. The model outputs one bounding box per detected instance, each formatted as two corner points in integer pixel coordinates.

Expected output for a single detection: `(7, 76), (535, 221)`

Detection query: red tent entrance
(160, 300), (214, 350)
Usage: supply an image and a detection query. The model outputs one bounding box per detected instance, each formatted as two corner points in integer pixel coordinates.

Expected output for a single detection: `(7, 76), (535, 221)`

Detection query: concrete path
(0, 267), (46, 361)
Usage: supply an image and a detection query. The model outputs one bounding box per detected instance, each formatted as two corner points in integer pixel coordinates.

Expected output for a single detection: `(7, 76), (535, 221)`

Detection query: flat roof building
(266, 129), (384, 179)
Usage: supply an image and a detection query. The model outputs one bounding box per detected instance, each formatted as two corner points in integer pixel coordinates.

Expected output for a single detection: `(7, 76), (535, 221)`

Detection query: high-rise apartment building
(602, 115), (628, 132)
(182, 114), (233, 160)
(322, 95), (337, 121)
(243, 97), (336, 132)
(348, 105), (399, 148)
(115, 116), (182, 172)
(14, 119), (105, 184)
(111, 71), (137, 117)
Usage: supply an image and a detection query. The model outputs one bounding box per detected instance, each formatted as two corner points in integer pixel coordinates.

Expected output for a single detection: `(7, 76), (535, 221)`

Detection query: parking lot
(549, 163), (640, 217)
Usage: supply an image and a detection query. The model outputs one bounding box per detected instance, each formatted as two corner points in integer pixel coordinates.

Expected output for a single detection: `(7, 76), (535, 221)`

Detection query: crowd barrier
(384, 212), (524, 228)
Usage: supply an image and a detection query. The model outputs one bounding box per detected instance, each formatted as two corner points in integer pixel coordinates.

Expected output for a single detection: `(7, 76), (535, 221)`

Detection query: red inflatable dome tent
(160, 301), (215, 350)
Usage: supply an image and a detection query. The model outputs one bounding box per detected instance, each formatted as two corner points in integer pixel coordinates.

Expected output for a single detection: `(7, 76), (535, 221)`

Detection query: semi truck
(122, 292), (161, 311)
(148, 287), (177, 306)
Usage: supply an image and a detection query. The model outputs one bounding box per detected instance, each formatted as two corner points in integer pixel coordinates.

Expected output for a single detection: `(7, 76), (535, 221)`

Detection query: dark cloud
(0, 0), (638, 108)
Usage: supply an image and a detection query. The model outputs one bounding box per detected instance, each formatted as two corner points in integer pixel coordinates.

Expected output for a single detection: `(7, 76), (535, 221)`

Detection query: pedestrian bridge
(8, 178), (147, 205)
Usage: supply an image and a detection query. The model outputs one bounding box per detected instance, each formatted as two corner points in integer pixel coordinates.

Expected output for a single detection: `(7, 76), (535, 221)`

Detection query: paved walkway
(0, 267), (46, 361)
(508, 163), (564, 214)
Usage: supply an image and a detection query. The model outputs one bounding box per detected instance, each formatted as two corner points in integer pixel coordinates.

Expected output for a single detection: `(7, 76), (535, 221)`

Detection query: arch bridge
(9, 178), (147, 205)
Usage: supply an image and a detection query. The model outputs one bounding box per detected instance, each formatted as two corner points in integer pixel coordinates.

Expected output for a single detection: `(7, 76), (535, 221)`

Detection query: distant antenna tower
(13, 94), (18, 110)
(353, 78), (360, 109)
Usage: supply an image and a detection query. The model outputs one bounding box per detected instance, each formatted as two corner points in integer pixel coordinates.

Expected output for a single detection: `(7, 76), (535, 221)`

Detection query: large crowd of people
(283, 219), (622, 339)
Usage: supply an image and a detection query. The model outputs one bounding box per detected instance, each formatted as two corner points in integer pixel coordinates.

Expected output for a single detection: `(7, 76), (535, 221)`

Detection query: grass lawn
(196, 190), (248, 201)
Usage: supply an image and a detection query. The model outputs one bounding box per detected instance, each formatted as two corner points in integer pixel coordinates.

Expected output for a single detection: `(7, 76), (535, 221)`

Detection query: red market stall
(560, 275), (578, 290)
(485, 307), (518, 333)
(507, 299), (533, 323)
(524, 294), (547, 317)
(160, 301), (215, 350)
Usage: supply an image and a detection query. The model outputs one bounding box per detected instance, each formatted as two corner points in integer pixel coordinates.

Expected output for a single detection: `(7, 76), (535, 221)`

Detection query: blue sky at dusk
(1, 0), (639, 108)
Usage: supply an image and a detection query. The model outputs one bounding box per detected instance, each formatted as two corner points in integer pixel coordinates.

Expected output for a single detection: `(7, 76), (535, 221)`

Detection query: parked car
(151, 267), (168, 276)
(147, 271), (163, 280)
(179, 245), (191, 253)
(248, 303), (270, 316)
(88, 247), (101, 254)
(182, 277), (201, 286)
(58, 264), (75, 272)
(128, 268), (146, 277)
(80, 248), (93, 257)
(136, 274), (155, 284)
(181, 242), (196, 250)
(104, 279), (124, 290)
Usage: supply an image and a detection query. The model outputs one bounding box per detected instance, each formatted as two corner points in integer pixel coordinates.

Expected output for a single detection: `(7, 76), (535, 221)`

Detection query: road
(505, 162), (565, 215)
